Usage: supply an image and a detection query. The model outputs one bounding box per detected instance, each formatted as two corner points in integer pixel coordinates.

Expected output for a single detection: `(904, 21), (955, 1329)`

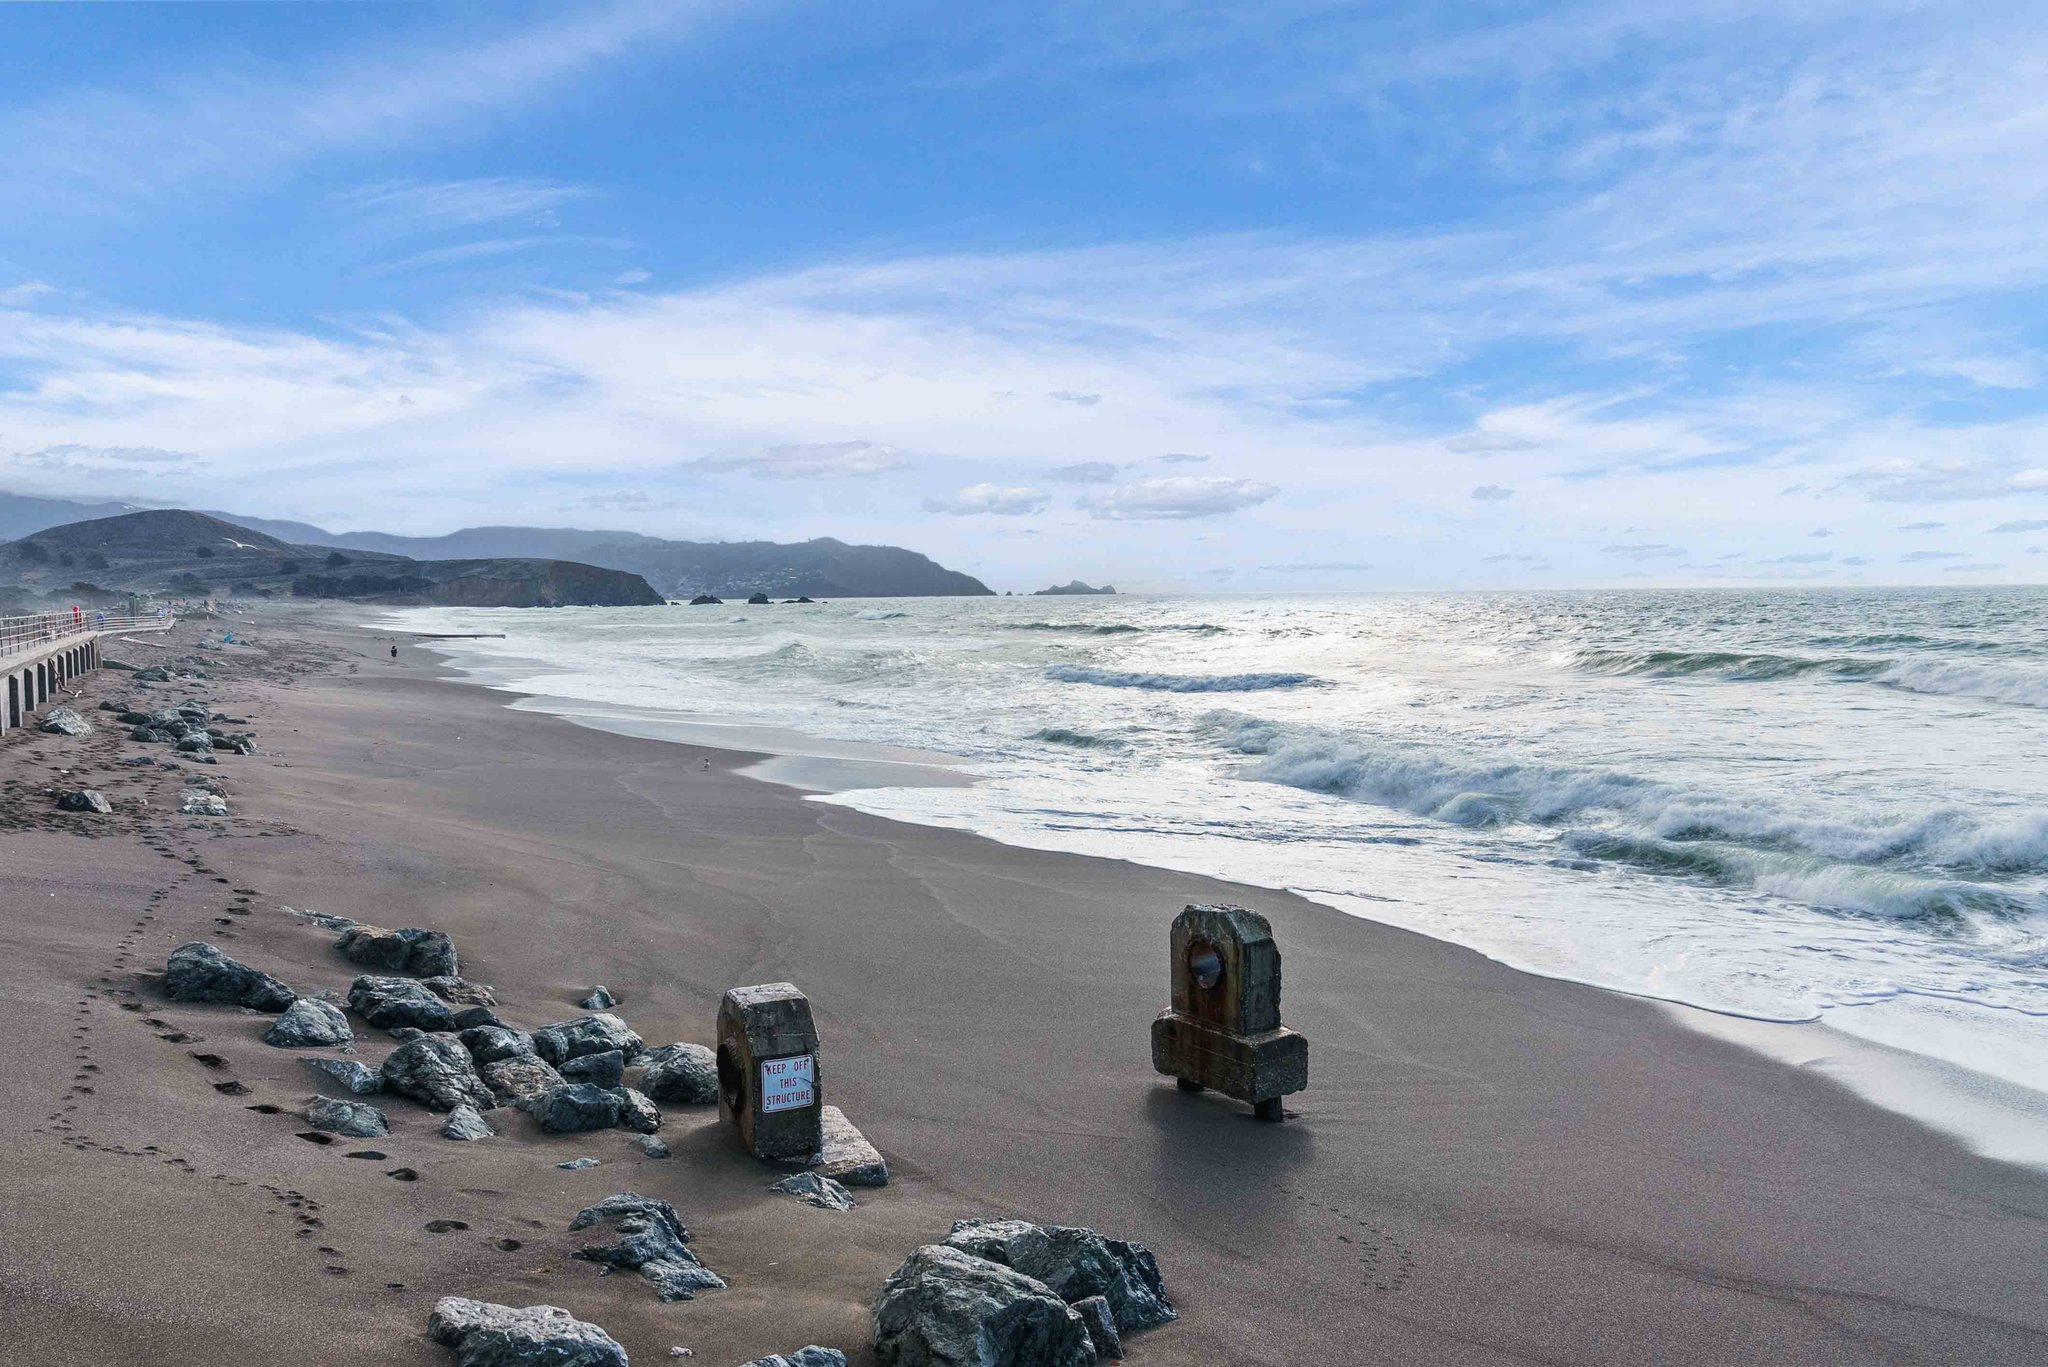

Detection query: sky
(2, 1), (2047, 592)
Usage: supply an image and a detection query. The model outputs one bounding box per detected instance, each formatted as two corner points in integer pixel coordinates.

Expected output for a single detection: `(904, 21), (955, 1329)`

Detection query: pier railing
(0, 611), (175, 658)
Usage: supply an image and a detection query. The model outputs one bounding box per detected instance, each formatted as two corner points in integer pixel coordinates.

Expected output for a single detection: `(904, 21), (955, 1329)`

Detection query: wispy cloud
(923, 483), (1049, 515)
(333, 178), (593, 232)
(689, 441), (908, 479)
(1079, 477), (1279, 521)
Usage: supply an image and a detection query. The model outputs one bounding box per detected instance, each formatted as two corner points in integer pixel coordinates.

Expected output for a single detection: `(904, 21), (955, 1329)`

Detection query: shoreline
(5, 601), (2048, 1365)
(396, 609), (2048, 1176)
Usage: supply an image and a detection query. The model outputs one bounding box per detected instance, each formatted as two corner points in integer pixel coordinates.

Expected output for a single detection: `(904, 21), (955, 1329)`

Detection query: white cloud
(1470, 484), (1514, 502)
(1079, 476), (1279, 521)
(1991, 519), (2048, 533)
(689, 441), (908, 479)
(923, 484), (1050, 515)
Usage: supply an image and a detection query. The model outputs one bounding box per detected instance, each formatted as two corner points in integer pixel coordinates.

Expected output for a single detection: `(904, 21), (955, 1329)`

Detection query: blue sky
(2, 1), (2047, 591)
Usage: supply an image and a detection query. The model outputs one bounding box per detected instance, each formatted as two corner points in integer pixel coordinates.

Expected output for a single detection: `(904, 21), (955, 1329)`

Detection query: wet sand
(3, 603), (2046, 1365)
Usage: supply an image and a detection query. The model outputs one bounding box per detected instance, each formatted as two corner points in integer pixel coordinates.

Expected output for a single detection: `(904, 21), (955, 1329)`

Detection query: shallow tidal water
(396, 587), (2048, 1164)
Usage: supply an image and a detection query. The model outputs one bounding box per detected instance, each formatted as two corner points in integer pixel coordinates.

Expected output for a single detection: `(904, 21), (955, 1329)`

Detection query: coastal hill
(0, 509), (664, 608)
(0, 492), (993, 599)
(1033, 580), (1117, 595)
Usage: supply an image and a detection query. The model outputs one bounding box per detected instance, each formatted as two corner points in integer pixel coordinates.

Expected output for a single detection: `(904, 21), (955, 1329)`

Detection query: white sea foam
(1048, 665), (1321, 692)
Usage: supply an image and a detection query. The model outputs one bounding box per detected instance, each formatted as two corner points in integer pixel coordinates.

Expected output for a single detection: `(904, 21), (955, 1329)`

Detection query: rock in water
(770, 1172), (855, 1211)
(942, 1219), (1174, 1333)
(443, 1105), (495, 1141)
(560, 1049), (625, 1088)
(816, 1106), (888, 1187)
(306, 1095), (389, 1138)
(871, 1245), (1094, 1367)
(265, 998), (353, 1047)
(568, 1193), (725, 1302)
(1071, 1296), (1122, 1362)
(580, 985), (617, 1010)
(637, 1042), (718, 1105)
(531, 1014), (643, 1065)
(164, 942), (296, 1012)
(460, 1025), (538, 1064)
(742, 1351), (847, 1367)
(427, 1297), (627, 1367)
(39, 706), (92, 736)
(382, 1035), (495, 1112)
(337, 925), (459, 977)
(481, 1056), (566, 1107)
(56, 790), (112, 814)
(527, 1083), (623, 1133)
(303, 1057), (383, 1095)
(347, 974), (456, 1031)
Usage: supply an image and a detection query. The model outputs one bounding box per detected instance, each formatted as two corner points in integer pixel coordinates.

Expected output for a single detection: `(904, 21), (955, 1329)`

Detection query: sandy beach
(3, 603), (2046, 1366)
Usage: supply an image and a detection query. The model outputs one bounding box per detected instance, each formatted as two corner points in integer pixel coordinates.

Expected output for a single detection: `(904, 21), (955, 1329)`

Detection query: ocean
(394, 587), (2048, 1160)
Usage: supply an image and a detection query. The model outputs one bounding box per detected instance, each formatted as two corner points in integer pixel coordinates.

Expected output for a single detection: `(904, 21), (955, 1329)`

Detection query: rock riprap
(771, 1172), (855, 1211)
(460, 1025), (537, 1065)
(164, 942), (296, 1012)
(348, 975), (457, 1032)
(532, 1014), (642, 1065)
(560, 1049), (625, 1088)
(942, 1218), (1174, 1334)
(382, 1035), (496, 1112)
(427, 1297), (627, 1367)
(264, 998), (353, 1048)
(443, 1105), (495, 1141)
(39, 705), (92, 736)
(481, 1057), (566, 1107)
(527, 1082), (659, 1134)
(303, 1058), (383, 1095)
(872, 1245), (1095, 1367)
(568, 1193), (725, 1302)
(337, 925), (459, 977)
(637, 1042), (718, 1105)
(306, 1095), (389, 1138)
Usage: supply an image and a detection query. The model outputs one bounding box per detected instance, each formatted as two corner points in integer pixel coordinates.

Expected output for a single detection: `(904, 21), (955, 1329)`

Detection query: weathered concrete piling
(717, 982), (823, 1161)
(1151, 902), (1308, 1120)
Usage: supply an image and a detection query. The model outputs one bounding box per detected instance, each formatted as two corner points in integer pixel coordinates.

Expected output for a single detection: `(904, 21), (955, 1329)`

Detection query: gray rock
(450, 1006), (505, 1031)
(568, 1193), (725, 1302)
(638, 1042), (718, 1105)
(129, 726), (171, 743)
(872, 1245), (1094, 1367)
(611, 1086), (662, 1135)
(742, 1351), (847, 1367)
(634, 1134), (671, 1159)
(40, 706), (92, 736)
(120, 756), (156, 767)
(942, 1219), (1174, 1333)
(580, 985), (617, 1010)
(287, 907), (357, 932)
(176, 733), (215, 753)
(527, 1083), (623, 1133)
(770, 1172), (855, 1211)
(481, 1056), (566, 1107)
(164, 942), (296, 1012)
(557, 1157), (601, 1171)
(347, 974), (456, 1031)
(560, 1049), (624, 1088)
(389, 1026), (428, 1043)
(531, 1013), (642, 1065)
(179, 791), (228, 816)
(264, 997), (353, 1047)
(460, 1025), (537, 1065)
(424, 975), (497, 1006)
(1071, 1296), (1121, 1362)
(56, 790), (112, 814)
(816, 1106), (888, 1187)
(303, 1057), (382, 1095)
(427, 1297), (627, 1367)
(443, 1104), (495, 1141)
(337, 924), (459, 978)
(381, 1034), (495, 1112)
(305, 1095), (389, 1138)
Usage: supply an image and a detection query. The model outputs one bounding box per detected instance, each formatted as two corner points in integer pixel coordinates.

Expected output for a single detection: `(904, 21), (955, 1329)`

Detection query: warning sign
(759, 1053), (815, 1113)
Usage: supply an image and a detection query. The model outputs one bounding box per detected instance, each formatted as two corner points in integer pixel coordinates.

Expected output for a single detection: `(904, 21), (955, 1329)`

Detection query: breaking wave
(1030, 727), (1128, 749)
(1048, 665), (1322, 693)
(856, 609), (909, 620)
(1567, 647), (2048, 708)
(1007, 621), (1224, 635)
(1202, 713), (2048, 881)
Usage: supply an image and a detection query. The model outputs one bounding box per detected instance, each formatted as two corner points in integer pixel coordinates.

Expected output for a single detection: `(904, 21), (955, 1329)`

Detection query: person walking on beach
(390, 644), (399, 661)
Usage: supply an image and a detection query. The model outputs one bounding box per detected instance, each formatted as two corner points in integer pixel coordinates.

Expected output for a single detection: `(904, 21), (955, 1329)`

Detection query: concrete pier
(0, 613), (175, 734)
